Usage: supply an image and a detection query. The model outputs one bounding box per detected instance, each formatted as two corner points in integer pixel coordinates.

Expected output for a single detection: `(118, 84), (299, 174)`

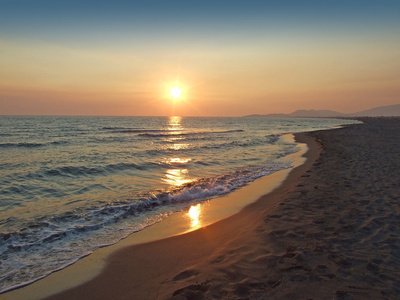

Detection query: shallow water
(0, 116), (359, 292)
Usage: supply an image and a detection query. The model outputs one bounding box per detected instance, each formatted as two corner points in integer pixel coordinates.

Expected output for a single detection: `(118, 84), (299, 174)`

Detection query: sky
(1, 0), (399, 116)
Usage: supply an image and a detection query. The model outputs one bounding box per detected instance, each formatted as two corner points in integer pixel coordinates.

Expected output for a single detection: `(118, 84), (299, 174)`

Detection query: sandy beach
(3, 117), (400, 299)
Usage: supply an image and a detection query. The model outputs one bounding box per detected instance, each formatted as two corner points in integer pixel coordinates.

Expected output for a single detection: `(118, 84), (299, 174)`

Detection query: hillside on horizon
(246, 104), (400, 118)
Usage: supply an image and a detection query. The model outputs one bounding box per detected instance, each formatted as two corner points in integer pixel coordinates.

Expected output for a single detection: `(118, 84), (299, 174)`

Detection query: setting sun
(169, 86), (183, 100)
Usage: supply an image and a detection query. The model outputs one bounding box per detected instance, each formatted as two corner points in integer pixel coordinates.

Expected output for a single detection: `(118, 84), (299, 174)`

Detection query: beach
(0, 117), (356, 294)
(2, 0), (399, 298)
(3, 117), (400, 299)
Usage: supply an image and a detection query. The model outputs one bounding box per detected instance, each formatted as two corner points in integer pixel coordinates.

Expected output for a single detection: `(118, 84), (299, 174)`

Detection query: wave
(266, 134), (281, 143)
(0, 159), (294, 293)
(139, 129), (244, 138)
(102, 127), (244, 136)
(1, 161), (294, 252)
(198, 134), (280, 150)
(102, 127), (172, 134)
(0, 141), (69, 149)
(42, 162), (154, 178)
(0, 142), (44, 148)
(50, 140), (69, 146)
(145, 134), (281, 154)
(113, 129), (170, 134)
(102, 126), (129, 130)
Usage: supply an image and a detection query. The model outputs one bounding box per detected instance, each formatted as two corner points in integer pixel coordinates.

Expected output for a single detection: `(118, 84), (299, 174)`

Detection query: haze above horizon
(1, 0), (399, 116)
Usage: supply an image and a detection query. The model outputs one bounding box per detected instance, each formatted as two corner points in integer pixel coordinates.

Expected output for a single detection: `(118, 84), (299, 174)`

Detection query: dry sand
(9, 117), (400, 299)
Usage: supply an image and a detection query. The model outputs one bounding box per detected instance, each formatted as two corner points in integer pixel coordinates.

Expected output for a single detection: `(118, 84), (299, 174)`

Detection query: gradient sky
(1, 0), (399, 116)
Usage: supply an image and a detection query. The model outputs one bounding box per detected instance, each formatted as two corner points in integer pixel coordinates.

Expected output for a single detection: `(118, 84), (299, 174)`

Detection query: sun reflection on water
(168, 116), (183, 131)
(163, 169), (192, 186)
(162, 116), (194, 187)
(168, 157), (191, 164)
(188, 204), (202, 228)
(166, 143), (189, 151)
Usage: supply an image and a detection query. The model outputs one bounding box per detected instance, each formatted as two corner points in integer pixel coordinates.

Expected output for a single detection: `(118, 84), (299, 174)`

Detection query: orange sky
(1, 1), (399, 116)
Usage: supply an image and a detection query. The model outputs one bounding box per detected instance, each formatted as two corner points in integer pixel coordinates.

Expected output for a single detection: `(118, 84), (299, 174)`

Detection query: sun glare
(169, 86), (182, 100)
(188, 204), (201, 228)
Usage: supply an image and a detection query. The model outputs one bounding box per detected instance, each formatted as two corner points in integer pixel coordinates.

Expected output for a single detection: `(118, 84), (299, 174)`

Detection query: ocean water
(0, 116), (359, 292)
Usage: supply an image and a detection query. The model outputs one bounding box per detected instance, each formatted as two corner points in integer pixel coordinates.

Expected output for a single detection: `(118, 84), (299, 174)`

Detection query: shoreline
(0, 133), (320, 300)
(45, 132), (321, 300)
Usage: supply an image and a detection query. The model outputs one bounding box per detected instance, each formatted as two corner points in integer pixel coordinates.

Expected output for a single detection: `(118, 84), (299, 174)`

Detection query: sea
(0, 116), (360, 293)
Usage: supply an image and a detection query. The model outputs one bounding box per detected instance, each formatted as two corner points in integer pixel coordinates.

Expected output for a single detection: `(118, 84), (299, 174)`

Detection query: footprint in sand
(172, 269), (200, 281)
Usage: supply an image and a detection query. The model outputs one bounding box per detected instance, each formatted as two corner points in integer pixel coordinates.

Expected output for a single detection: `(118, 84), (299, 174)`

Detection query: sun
(169, 86), (183, 100)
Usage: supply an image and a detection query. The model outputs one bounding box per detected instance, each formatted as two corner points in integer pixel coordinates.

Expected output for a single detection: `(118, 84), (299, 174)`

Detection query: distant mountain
(245, 104), (400, 118)
(349, 104), (400, 117)
(290, 109), (346, 118)
(244, 109), (347, 118)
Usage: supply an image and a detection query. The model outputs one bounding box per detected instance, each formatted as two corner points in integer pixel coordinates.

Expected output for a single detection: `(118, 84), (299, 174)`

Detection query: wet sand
(7, 117), (400, 299)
